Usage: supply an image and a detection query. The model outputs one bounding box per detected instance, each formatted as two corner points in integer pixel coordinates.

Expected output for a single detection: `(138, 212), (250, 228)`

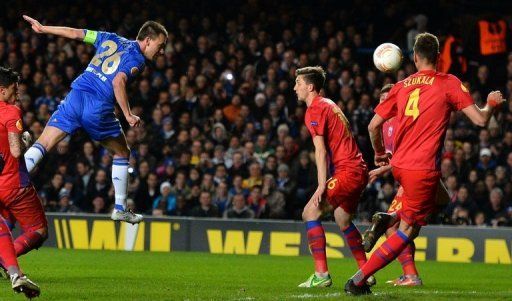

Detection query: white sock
(112, 157), (129, 212)
(24, 143), (46, 173)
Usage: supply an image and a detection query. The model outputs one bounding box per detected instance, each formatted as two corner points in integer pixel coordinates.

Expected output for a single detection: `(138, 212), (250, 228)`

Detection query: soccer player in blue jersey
(22, 15), (168, 224)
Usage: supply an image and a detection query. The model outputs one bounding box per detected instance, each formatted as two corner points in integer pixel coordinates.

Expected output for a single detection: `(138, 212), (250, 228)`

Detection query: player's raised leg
(101, 134), (143, 224)
(362, 211), (396, 252)
(298, 200), (331, 288)
(24, 125), (68, 173)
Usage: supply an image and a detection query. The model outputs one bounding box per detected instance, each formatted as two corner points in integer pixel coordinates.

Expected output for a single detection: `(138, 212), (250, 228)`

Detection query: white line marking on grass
(290, 290), (489, 299)
(290, 292), (342, 299)
(408, 290), (479, 295)
(371, 290), (482, 296)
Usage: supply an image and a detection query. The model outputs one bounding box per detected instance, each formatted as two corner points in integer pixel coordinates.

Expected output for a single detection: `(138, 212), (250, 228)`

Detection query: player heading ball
(22, 15), (168, 224)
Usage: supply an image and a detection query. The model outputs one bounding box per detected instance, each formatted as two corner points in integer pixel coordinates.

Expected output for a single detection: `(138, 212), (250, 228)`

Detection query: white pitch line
(290, 290), (502, 299)
(290, 292), (342, 299)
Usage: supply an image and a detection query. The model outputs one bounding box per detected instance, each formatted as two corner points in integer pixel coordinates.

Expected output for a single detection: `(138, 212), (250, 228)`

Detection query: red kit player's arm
(462, 104), (493, 127)
(461, 91), (504, 127)
(368, 114), (387, 155)
(368, 164), (392, 183)
(7, 132), (23, 159)
(5, 106), (24, 159)
(312, 135), (328, 189)
(371, 84), (398, 160)
(446, 76), (504, 127)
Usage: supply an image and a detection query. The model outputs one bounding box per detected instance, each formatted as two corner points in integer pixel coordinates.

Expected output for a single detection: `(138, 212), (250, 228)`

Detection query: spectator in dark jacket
(190, 191), (219, 217)
(224, 194), (255, 219)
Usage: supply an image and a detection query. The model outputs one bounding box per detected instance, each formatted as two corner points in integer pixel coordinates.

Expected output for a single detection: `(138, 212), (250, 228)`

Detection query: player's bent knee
(334, 214), (351, 229)
(333, 208), (351, 228)
(30, 227), (48, 250)
(37, 126), (67, 151)
(28, 224), (48, 241)
(301, 209), (309, 222)
(35, 227), (49, 241)
(118, 148), (130, 158)
(112, 146), (130, 159)
(409, 226), (420, 240)
(336, 219), (350, 229)
(302, 206), (320, 222)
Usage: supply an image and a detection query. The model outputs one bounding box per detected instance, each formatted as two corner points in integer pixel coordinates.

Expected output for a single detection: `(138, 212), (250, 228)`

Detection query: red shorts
(0, 186), (47, 232)
(392, 167), (440, 226)
(388, 183), (447, 215)
(324, 168), (368, 214)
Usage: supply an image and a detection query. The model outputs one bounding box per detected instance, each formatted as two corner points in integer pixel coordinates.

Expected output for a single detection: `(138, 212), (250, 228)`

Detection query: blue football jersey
(71, 30), (145, 106)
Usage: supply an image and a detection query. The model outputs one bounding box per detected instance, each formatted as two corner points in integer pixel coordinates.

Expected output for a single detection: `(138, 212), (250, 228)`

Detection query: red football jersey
(305, 96), (366, 174)
(375, 70), (474, 171)
(0, 102), (30, 189)
(382, 117), (397, 154)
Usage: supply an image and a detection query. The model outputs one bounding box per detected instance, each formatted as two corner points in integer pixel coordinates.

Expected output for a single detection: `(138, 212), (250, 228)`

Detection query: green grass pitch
(2, 248), (511, 300)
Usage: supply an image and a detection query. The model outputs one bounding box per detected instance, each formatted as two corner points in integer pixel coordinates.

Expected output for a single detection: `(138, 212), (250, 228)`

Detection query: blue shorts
(48, 89), (122, 141)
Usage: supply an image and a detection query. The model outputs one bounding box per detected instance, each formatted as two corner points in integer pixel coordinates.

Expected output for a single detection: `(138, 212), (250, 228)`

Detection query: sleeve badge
(16, 119), (23, 131)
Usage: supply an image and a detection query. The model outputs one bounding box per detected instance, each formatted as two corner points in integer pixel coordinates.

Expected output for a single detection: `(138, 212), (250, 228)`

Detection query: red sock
(398, 241), (418, 276)
(342, 223), (367, 268)
(0, 219), (20, 273)
(352, 231), (409, 286)
(14, 231), (44, 256)
(306, 221), (328, 273)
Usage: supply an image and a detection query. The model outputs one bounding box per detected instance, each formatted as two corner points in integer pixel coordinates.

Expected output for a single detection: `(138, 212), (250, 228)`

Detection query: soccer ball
(373, 43), (402, 73)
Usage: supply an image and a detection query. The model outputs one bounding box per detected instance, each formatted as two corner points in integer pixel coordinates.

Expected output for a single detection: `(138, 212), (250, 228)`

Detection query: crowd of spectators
(1, 0), (512, 227)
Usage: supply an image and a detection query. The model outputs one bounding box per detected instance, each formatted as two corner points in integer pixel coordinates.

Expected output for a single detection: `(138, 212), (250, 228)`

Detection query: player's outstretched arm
(23, 15), (85, 40)
(462, 91), (505, 127)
